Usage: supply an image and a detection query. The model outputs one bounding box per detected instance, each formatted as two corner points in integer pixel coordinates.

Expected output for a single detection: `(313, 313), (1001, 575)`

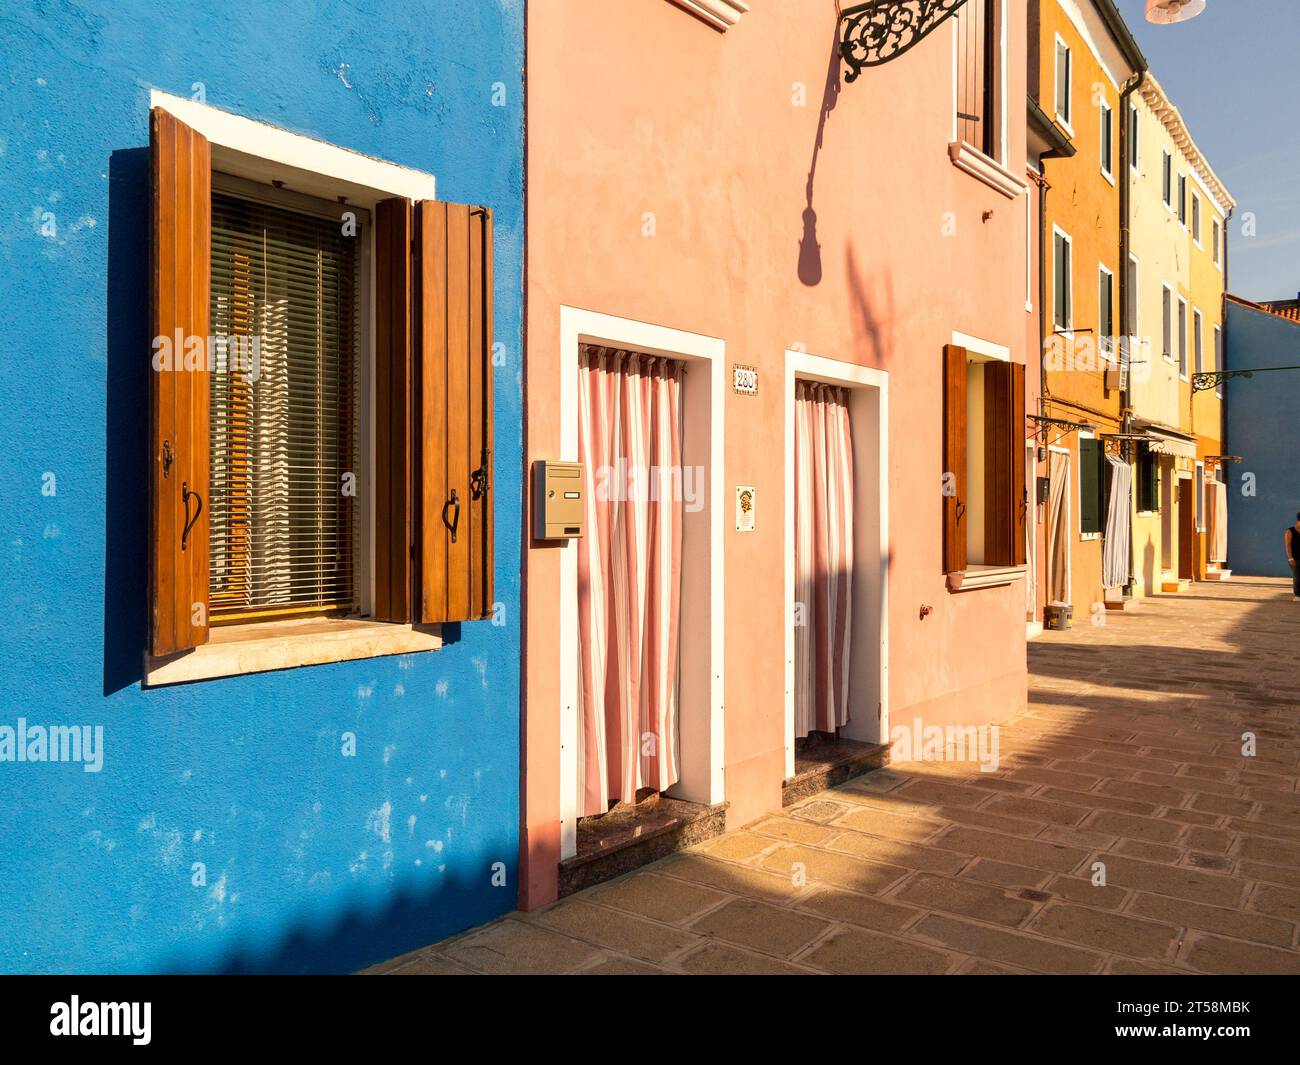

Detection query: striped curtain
(794, 382), (854, 738)
(1207, 479), (1228, 563)
(576, 347), (683, 817)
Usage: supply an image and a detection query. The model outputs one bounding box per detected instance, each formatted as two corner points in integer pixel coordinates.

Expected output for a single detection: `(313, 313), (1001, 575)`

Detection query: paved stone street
(370, 578), (1300, 975)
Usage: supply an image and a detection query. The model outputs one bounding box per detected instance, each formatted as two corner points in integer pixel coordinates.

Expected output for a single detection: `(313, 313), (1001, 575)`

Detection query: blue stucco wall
(0, 0), (522, 973)
(1225, 302), (1300, 578)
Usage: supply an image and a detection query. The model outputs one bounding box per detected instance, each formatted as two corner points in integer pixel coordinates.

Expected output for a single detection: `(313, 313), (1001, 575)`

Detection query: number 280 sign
(732, 364), (758, 395)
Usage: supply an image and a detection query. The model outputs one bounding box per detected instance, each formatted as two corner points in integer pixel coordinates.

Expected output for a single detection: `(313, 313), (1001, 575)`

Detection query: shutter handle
(442, 488), (461, 544)
(181, 481), (203, 552)
(162, 440), (173, 479)
(956, 500), (967, 525)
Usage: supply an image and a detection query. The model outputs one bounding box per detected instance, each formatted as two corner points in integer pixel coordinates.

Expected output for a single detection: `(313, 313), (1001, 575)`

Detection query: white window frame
(1213, 218), (1222, 268)
(1161, 282), (1174, 364)
(1193, 307), (1204, 375)
(1099, 98), (1114, 184)
(1127, 252), (1140, 370)
(1192, 193), (1202, 248)
(1178, 296), (1189, 381)
(1162, 151), (1173, 209)
(1052, 224), (1073, 335)
(1098, 263), (1115, 364)
(1054, 34), (1073, 134)
(1078, 430), (1100, 542)
(1178, 173), (1188, 227)
(1129, 103), (1140, 173)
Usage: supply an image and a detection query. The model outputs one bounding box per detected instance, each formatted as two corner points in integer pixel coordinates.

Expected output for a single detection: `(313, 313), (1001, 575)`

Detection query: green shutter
(1079, 438), (1102, 534)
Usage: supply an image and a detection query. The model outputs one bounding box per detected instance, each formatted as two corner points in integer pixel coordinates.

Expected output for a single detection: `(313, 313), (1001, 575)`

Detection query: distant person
(1288, 513), (1300, 600)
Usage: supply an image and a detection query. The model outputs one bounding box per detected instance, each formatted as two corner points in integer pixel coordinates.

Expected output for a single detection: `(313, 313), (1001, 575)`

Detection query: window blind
(208, 191), (360, 621)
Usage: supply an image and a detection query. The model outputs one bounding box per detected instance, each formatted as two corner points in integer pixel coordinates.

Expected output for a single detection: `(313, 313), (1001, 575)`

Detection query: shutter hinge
(471, 447), (491, 500)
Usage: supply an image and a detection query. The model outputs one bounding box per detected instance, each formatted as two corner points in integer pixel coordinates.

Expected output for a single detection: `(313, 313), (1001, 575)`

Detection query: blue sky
(1119, 0), (1299, 301)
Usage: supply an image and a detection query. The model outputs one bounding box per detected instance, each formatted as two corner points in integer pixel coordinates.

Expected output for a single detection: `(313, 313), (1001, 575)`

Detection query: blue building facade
(0, 1), (522, 973)
(1225, 296), (1300, 578)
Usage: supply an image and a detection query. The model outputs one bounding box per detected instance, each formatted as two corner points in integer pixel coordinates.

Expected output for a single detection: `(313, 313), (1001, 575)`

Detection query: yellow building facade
(1126, 73), (1234, 598)
(1034, 0), (1142, 622)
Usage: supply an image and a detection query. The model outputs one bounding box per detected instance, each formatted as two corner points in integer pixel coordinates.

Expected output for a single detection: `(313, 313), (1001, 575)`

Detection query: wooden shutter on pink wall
(983, 360), (1027, 567)
(149, 108), (211, 656)
(416, 200), (495, 624)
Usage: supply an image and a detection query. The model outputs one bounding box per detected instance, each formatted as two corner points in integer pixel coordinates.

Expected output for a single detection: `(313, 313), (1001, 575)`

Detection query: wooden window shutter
(943, 344), (968, 575)
(415, 200), (494, 623)
(374, 197), (413, 623)
(149, 108), (211, 656)
(1079, 438), (1102, 534)
(982, 361), (1026, 567)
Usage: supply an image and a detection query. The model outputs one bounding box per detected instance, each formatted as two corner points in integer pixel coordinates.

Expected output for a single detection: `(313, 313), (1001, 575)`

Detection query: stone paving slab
(365, 578), (1300, 975)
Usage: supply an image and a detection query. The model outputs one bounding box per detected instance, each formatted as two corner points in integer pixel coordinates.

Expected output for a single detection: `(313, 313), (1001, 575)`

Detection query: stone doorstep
(1203, 569), (1232, 581)
(783, 740), (891, 807)
(1161, 578), (1192, 593)
(1103, 597), (1138, 612)
(557, 798), (728, 899)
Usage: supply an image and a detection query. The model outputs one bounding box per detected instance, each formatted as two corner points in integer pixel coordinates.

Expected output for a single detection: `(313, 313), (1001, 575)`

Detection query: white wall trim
(783, 350), (889, 779)
(556, 307), (726, 859)
(150, 89), (438, 205)
(952, 331), (1011, 363)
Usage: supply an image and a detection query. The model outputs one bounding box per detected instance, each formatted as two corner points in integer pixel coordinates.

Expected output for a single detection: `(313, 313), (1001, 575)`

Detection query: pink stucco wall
(522, 0), (1032, 908)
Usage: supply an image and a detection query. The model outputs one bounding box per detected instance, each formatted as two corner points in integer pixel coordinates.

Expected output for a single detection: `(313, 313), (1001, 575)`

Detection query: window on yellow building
(1053, 228), (1072, 331)
(1178, 174), (1188, 226)
(1129, 105), (1140, 173)
(1162, 284), (1173, 362)
(1162, 152), (1172, 207)
(1194, 308), (1204, 374)
(1178, 297), (1189, 380)
(1100, 101), (1114, 179)
(1192, 194), (1202, 246)
(1054, 36), (1072, 129)
(1098, 265), (1115, 361)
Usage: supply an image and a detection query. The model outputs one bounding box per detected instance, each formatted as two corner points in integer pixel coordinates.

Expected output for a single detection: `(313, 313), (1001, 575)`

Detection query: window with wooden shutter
(1079, 437), (1103, 535)
(149, 108), (211, 656)
(943, 344), (968, 575)
(416, 200), (495, 623)
(145, 101), (496, 682)
(983, 361), (1026, 567)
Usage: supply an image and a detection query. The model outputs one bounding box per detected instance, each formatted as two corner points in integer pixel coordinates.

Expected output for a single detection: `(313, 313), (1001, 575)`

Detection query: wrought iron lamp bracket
(839, 0), (970, 82)
(1192, 370), (1250, 393)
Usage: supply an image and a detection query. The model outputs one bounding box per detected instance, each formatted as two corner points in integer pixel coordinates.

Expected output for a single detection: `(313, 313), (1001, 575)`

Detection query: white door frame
(783, 350), (889, 780)
(557, 306), (726, 860)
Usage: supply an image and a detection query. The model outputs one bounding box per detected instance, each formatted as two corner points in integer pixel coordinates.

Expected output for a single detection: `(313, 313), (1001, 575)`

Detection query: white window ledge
(144, 618), (441, 687)
(947, 565), (1027, 592)
(670, 0), (748, 31)
(949, 143), (1026, 200)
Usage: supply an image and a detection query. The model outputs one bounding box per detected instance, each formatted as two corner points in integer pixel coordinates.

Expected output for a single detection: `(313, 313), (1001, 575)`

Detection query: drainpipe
(1118, 71), (1146, 590)
(1221, 205), (1233, 466)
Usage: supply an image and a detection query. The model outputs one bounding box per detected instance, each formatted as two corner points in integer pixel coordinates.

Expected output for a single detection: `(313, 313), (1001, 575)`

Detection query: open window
(954, 0), (999, 159)
(146, 106), (494, 679)
(942, 344), (1025, 585)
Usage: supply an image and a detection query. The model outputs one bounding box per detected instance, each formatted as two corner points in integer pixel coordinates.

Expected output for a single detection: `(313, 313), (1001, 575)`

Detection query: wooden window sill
(948, 142), (1026, 200)
(947, 565), (1026, 592)
(144, 617), (441, 687)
